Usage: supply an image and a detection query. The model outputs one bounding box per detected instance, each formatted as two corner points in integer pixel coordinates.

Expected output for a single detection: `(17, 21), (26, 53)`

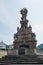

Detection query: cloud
(32, 23), (43, 33)
(0, 3), (17, 32)
(0, 0), (43, 45)
(24, 0), (32, 3)
(24, 0), (41, 3)
(0, 33), (13, 45)
(32, 23), (43, 45)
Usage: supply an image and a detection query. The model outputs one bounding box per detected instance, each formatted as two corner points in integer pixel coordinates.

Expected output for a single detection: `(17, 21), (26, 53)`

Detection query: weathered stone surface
(13, 8), (37, 55)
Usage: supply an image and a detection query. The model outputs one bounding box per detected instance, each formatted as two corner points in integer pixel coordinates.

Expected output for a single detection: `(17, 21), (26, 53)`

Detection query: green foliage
(6, 45), (9, 49)
(0, 48), (6, 50)
(38, 44), (43, 50)
(0, 45), (9, 50)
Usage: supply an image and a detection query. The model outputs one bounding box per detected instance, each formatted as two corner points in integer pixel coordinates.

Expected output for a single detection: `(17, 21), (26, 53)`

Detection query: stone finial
(20, 8), (28, 28)
(20, 8), (28, 21)
(20, 8), (28, 15)
(17, 27), (19, 32)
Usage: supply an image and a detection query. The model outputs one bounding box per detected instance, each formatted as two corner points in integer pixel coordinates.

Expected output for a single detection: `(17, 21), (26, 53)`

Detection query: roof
(0, 41), (7, 46)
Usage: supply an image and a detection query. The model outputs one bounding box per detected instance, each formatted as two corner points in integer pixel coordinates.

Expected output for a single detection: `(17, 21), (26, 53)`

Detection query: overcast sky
(0, 0), (43, 45)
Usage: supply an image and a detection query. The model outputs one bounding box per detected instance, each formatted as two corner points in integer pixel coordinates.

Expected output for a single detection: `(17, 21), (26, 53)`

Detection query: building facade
(0, 41), (7, 49)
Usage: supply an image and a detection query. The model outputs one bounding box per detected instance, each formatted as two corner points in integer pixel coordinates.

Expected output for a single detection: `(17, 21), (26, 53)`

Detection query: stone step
(0, 60), (43, 64)
(1, 55), (38, 59)
(0, 59), (40, 63)
(0, 58), (39, 62)
(0, 55), (43, 64)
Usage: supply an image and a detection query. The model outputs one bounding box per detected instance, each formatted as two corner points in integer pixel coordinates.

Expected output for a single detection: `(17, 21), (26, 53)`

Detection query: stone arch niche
(18, 44), (29, 55)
